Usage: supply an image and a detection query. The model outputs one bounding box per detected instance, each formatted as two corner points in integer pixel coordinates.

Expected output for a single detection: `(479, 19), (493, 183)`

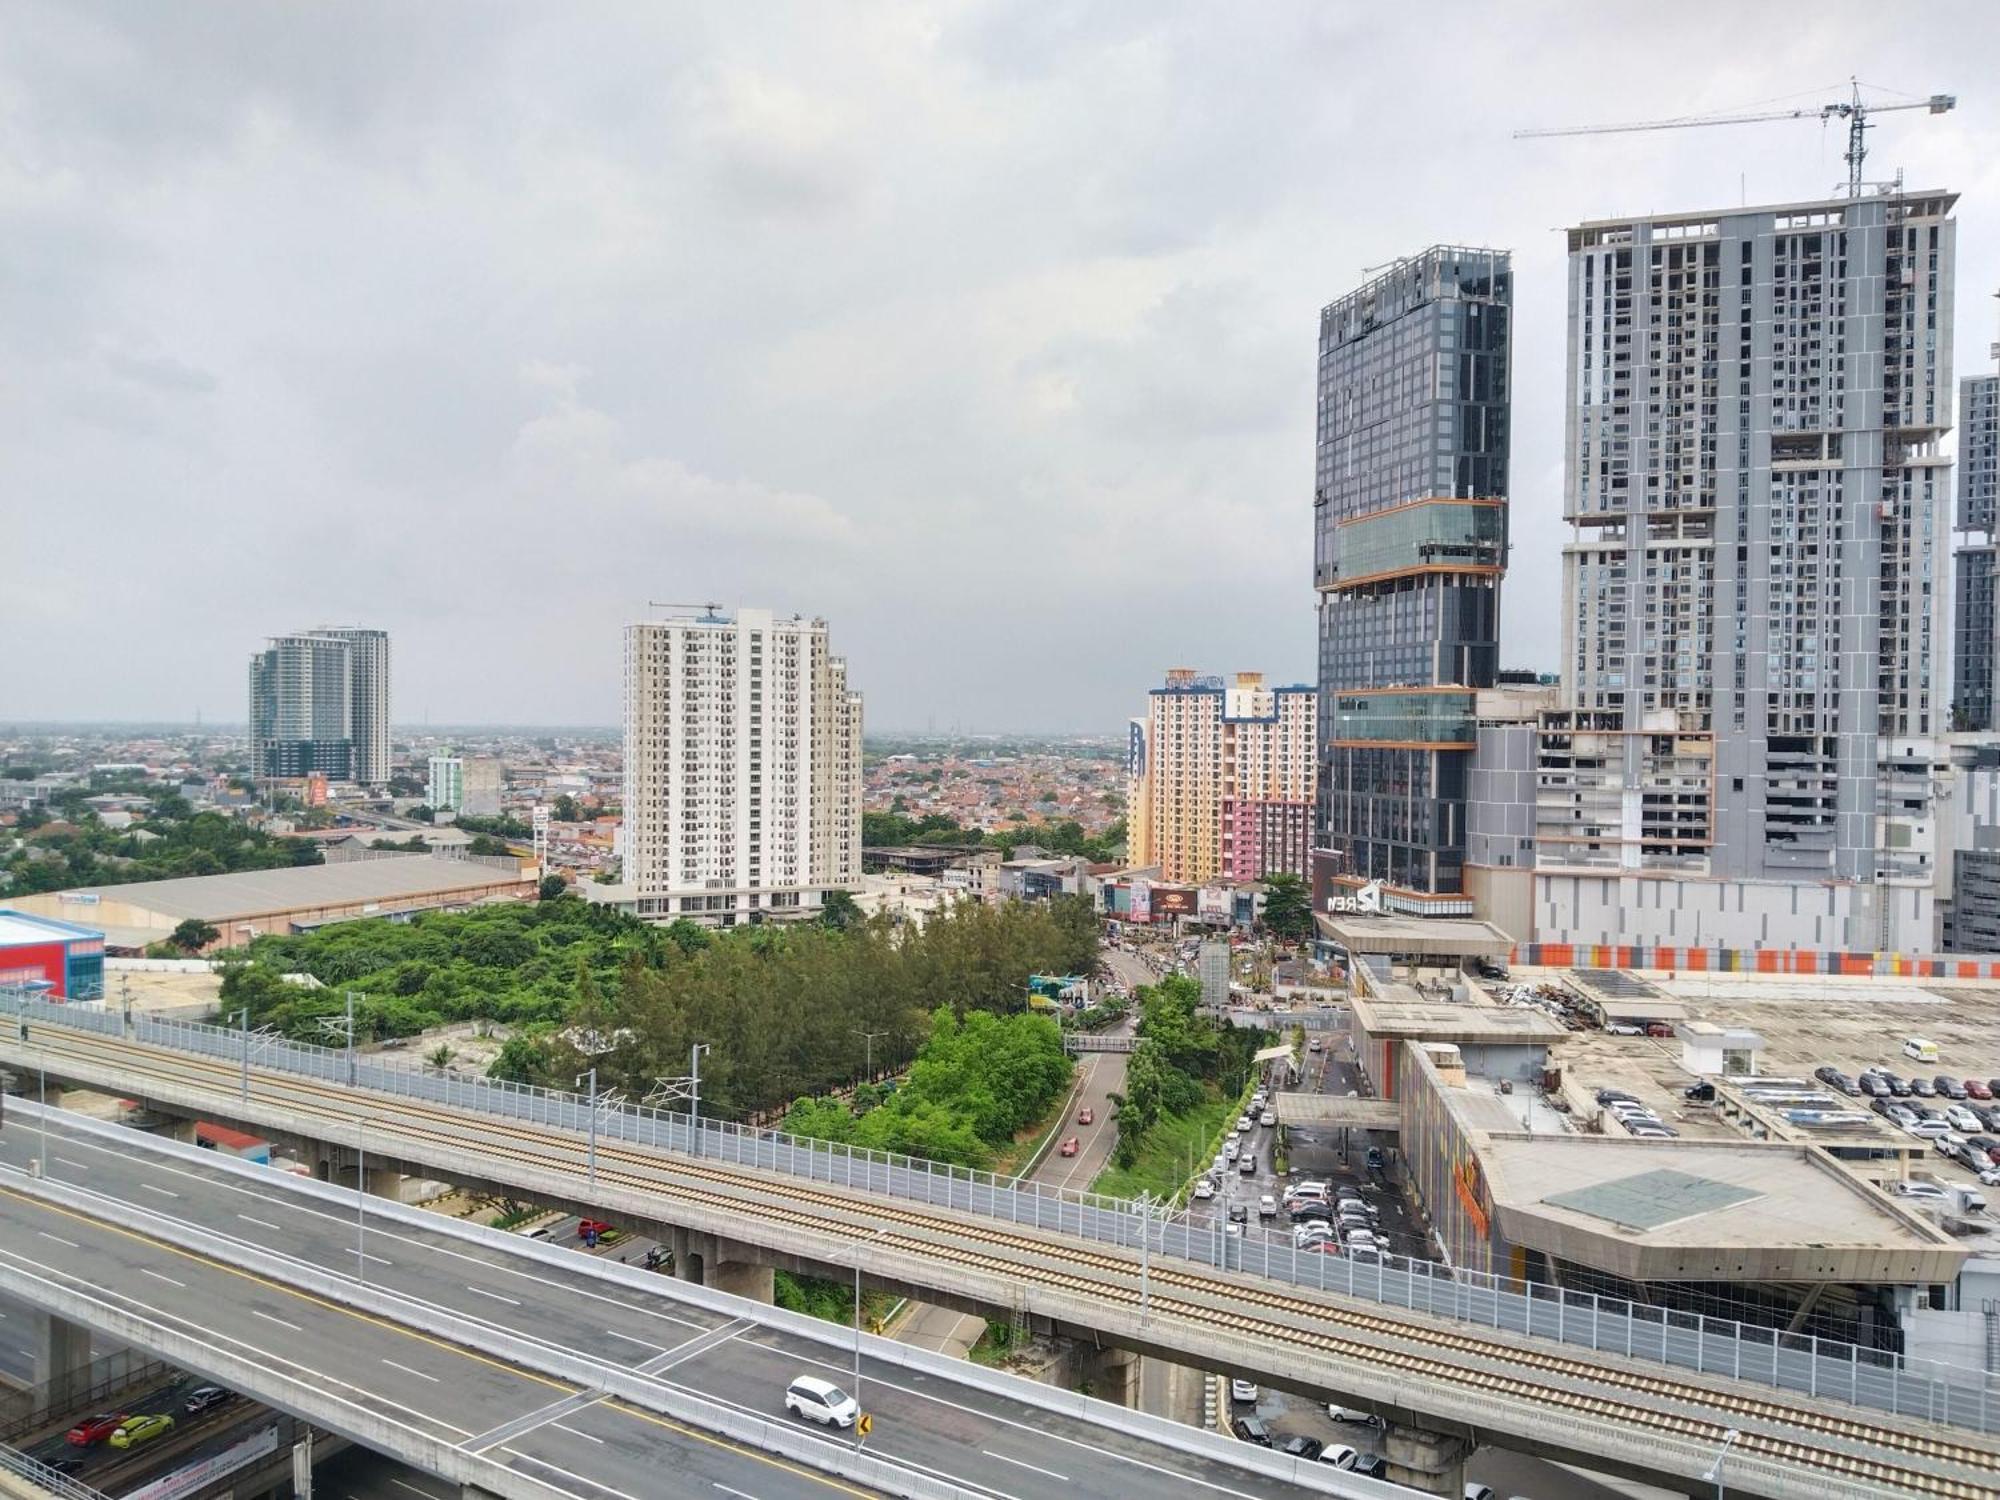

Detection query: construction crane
(647, 600), (726, 620)
(1515, 79), (1955, 197)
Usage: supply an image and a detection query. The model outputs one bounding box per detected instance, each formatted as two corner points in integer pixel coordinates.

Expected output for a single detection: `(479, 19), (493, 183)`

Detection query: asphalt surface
(0, 1106), (1346, 1500)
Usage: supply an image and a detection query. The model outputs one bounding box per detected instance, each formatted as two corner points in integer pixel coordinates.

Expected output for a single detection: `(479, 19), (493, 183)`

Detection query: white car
(1606, 1023), (1644, 1036)
(1257, 1194), (1277, 1218)
(1236, 1116), (1253, 1134)
(1224, 1140), (1241, 1164)
(1259, 1110), (1277, 1127)
(1978, 1166), (2000, 1187)
(1891, 1180), (1952, 1203)
(1230, 1378), (1258, 1402)
(1193, 1178), (1216, 1201)
(1319, 1444), (1360, 1469)
(1947, 1105), (1983, 1133)
(784, 1375), (858, 1428)
(1905, 1119), (1952, 1140)
(1327, 1405), (1386, 1429)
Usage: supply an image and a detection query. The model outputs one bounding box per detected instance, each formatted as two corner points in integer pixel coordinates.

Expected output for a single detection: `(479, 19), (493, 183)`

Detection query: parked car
(1966, 1079), (1994, 1101)
(1231, 1416), (1272, 1446)
(1278, 1434), (1323, 1461)
(1228, 1202), (1248, 1224)
(1892, 1180), (1952, 1205)
(1880, 1072), (1912, 1096)
(1937, 1076), (1969, 1100)
(1230, 1378), (1259, 1402)
(1606, 1023), (1644, 1036)
(1858, 1073), (1890, 1097)
(1827, 1072), (1861, 1096)
(1328, 1405), (1387, 1428)
(1257, 1195), (1277, 1218)
(1350, 1453), (1389, 1479)
(1319, 1443), (1361, 1468)
(1235, 1115), (1253, 1134)
(1594, 1088), (1639, 1105)
(1906, 1119), (1952, 1140)
(66, 1414), (126, 1448)
(1259, 1110), (1276, 1127)
(109, 1414), (173, 1451)
(183, 1386), (231, 1416)
(1947, 1105), (1983, 1133)
(1910, 1077), (1938, 1098)
(1193, 1177), (1215, 1200)
(784, 1375), (858, 1428)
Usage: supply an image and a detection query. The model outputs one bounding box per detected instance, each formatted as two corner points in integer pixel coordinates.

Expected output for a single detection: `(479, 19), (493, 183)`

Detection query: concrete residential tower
(1953, 323), (2000, 731)
(246, 626), (392, 787)
(1312, 248), (1512, 914)
(619, 607), (861, 927)
(1543, 190), (1957, 951)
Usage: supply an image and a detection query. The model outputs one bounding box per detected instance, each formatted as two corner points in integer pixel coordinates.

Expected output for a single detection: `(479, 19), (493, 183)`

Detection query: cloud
(3, 0), (1998, 732)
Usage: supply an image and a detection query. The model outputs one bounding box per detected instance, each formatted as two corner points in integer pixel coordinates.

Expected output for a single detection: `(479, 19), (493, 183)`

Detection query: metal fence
(5, 987), (1995, 1432)
(0, 1348), (175, 1445)
(0, 1444), (115, 1500)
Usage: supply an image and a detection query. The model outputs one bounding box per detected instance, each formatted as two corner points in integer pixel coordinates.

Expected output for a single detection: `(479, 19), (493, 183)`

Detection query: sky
(4, 2), (1999, 733)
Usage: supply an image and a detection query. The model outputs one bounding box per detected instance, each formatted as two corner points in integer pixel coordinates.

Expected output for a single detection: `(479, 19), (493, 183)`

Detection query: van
(784, 1375), (857, 1428)
(1905, 1037), (1941, 1064)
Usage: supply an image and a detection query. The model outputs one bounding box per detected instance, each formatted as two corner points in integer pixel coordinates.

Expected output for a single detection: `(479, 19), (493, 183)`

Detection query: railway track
(21, 1025), (2000, 1496)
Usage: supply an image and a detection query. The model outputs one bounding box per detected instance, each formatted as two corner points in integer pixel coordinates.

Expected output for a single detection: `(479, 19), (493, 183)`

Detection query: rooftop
(1316, 911), (1513, 958)
(1351, 993), (1567, 1044)
(1479, 1134), (1964, 1285)
(21, 856), (531, 923)
(0, 910), (104, 947)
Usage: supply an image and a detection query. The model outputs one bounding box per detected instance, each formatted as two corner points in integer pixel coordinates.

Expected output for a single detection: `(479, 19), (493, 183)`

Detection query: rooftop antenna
(1516, 78), (1957, 198)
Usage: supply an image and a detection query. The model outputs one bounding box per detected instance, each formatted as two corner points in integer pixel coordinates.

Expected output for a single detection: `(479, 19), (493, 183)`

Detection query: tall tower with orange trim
(1311, 248), (1511, 909)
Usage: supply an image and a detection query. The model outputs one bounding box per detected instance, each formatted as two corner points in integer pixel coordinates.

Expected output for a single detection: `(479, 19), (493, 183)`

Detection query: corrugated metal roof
(42, 856), (529, 922)
(1544, 1168), (1761, 1232)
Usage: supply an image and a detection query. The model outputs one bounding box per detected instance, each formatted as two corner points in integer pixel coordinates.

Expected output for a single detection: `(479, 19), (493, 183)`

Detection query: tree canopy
(1260, 872), (1312, 940)
(1, 794), (320, 897)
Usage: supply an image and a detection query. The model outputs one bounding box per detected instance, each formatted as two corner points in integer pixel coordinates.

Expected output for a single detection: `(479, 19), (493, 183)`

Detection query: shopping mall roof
(1350, 994), (1568, 1045)
(1315, 911), (1513, 959)
(1478, 1134), (1965, 1285)
(1563, 969), (1690, 1023)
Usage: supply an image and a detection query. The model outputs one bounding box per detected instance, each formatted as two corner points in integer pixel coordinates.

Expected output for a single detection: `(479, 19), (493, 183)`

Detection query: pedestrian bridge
(1066, 1032), (1138, 1053)
(1273, 1093), (1399, 1130)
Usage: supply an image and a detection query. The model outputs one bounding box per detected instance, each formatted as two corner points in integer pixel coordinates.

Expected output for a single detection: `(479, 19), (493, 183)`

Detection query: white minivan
(784, 1375), (858, 1428)
(1904, 1037), (1941, 1064)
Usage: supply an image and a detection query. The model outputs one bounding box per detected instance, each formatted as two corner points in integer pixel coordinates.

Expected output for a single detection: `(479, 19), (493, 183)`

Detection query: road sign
(856, 1413), (872, 1438)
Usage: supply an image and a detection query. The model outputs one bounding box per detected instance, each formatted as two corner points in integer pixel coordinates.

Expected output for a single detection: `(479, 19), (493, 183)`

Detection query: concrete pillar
(671, 1225), (698, 1283)
(709, 1260), (774, 1303)
(1383, 1424), (1469, 1497)
(1079, 1344), (1140, 1407)
(32, 1313), (93, 1406)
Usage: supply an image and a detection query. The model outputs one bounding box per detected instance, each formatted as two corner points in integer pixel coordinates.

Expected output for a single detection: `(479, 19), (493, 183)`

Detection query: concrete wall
(1392, 1041), (1511, 1280)
(1531, 869), (1935, 954)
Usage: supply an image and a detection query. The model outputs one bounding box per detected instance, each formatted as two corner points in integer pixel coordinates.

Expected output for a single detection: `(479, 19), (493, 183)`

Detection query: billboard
(1151, 886), (1197, 917)
(1198, 886), (1233, 921)
(1129, 879), (1151, 922)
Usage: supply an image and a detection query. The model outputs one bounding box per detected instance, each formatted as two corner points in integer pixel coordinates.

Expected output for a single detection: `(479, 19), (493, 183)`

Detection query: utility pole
(1134, 1191), (1158, 1324)
(227, 1007), (251, 1102)
(647, 1044), (711, 1158)
(355, 1118), (368, 1284)
(577, 1067), (599, 1187)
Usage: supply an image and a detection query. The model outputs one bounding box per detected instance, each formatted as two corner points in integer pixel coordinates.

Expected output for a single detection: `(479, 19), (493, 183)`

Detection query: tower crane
(1515, 79), (1955, 197)
(647, 599), (726, 619)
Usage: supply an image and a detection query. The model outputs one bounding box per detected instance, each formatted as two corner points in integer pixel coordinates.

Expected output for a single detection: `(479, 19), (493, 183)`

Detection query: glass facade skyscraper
(1312, 248), (1511, 906)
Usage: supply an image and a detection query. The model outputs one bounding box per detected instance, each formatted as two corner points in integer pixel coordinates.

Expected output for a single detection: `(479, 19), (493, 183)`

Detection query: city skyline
(3, 8), (1998, 734)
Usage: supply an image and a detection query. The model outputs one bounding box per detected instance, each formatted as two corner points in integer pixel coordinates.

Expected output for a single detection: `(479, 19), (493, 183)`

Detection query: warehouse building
(9, 855), (535, 953)
(0, 911), (106, 999)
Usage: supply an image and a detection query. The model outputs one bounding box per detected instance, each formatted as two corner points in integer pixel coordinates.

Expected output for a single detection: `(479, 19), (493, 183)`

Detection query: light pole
(576, 1067), (599, 1188)
(344, 991), (357, 1086)
(355, 1117), (368, 1284)
(852, 1028), (887, 1085)
(1703, 1427), (1741, 1500)
(1134, 1191), (1158, 1324)
(228, 1006), (250, 1102)
(850, 1228), (884, 1450)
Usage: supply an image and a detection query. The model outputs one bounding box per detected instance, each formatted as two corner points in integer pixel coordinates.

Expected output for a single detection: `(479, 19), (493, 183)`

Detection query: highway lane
(10, 1019), (1999, 1498)
(0, 1106), (1350, 1500)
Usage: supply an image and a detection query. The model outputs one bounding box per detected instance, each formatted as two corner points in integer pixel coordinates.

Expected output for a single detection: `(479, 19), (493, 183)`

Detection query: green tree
(820, 889), (862, 931)
(538, 874), (568, 901)
(552, 794), (582, 823)
(1260, 873), (1312, 940)
(169, 918), (220, 953)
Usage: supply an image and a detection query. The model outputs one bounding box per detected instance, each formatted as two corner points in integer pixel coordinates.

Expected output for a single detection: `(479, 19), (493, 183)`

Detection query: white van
(1904, 1037), (1941, 1064)
(784, 1375), (858, 1428)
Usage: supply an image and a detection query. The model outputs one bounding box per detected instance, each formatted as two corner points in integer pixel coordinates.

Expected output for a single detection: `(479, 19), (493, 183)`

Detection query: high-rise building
(248, 632), (357, 781)
(428, 753), (464, 812)
(1312, 248), (1512, 915)
(320, 628), (392, 786)
(1542, 190), (1957, 951)
(1953, 338), (2000, 731)
(1131, 670), (1315, 886)
(460, 757), (503, 817)
(620, 607), (861, 927)
(246, 626), (392, 787)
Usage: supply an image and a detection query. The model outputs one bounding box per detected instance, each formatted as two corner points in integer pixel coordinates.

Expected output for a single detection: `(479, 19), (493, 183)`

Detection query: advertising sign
(125, 1427), (280, 1500)
(1325, 879), (1385, 916)
(1129, 879), (1151, 922)
(1151, 887), (1197, 917)
(1197, 886), (1232, 920)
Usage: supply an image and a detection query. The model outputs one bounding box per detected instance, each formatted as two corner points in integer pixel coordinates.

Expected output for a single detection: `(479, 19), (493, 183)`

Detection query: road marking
(550, 1420), (603, 1444)
(346, 1248), (392, 1265)
(55, 1157), (88, 1170)
(250, 1309), (302, 1332)
(238, 1214), (281, 1231)
(389, 1481), (437, 1499)
(500, 1448), (641, 1500)
(981, 1451), (1070, 1483)
(712, 1487), (759, 1500)
(602, 1327), (674, 1351)
(381, 1358), (440, 1383)
(139, 1184), (180, 1199)
(37, 1232), (78, 1248)
(465, 1285), (520, 1305)
(139, 1268), (185, 1288)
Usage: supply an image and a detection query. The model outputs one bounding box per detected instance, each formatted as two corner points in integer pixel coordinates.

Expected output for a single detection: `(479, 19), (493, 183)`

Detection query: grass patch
(967, 1319), (1023, 1366)
(773, 1271), (899, 1329)
(1089, 1085), (1237, 1202)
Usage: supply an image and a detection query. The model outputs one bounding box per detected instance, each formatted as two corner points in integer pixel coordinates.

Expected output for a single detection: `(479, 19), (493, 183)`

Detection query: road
(0, 1104), (1351, 1500)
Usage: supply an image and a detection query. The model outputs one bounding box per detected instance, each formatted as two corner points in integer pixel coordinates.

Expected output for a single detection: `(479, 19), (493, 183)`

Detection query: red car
(1966, 1079), (1994, 1101)
(577, 1218), (613, 1241)
(67, 1414), (125, 1447)
(1058, 1137), (1080, 1157)
(1077, 1107), (1095, 1125)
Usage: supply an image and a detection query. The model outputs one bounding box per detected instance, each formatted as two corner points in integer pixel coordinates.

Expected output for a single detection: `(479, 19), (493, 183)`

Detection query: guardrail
(5, 988), (1995, 1432)
(0, 1350), (176, 1446)
(0, 1113), (1373, 1500)
(0, 1443), (115, 1500)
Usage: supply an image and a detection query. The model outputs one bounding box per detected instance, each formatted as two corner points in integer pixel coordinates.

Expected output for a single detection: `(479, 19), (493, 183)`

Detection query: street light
(226, 1007), (251, 1102)
(1703, 1428), (1741, 1499)
(355, 1117), (369, 1284)
(1133, 1191), (1159, 1324)
(848, 1228), (886, 1450)
(576, 1067), (599, 1188)
(852, 1028), (888, 1084)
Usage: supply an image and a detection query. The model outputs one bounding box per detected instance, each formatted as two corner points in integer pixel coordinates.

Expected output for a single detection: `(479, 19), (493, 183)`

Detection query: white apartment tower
(622, 608), (861, 926)
(1543, 189), (1957, 951)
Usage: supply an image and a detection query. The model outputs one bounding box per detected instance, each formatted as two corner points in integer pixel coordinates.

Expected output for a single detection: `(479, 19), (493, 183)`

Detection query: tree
(538, 874), (568, 901)
(169, 918), (220, 953)
(1260, 873), (1312, 941)
(552, 794), (582, 823)
(466, 835), (510, 858)
(428, 1043), (456, 1071)
(820, 889), (862, 931)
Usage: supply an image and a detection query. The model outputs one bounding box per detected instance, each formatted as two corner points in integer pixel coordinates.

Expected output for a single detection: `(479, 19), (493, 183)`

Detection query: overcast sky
(5, 3), (1998, 732)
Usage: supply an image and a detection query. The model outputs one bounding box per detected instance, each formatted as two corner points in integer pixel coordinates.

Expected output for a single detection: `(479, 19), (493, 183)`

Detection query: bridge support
(1079, 1343), (1139, 1407)
(675, 1230), (772, 1302)
(1383, 1424), (1469, 1496)
(709, 1259), (774, 1303)
(31, 1313), (93, 1406)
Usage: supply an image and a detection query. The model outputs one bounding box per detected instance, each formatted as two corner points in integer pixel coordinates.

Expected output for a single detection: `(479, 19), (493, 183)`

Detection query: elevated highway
(2, 1007), (1996, 1497)
(0, 1104), (1356, 1500)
